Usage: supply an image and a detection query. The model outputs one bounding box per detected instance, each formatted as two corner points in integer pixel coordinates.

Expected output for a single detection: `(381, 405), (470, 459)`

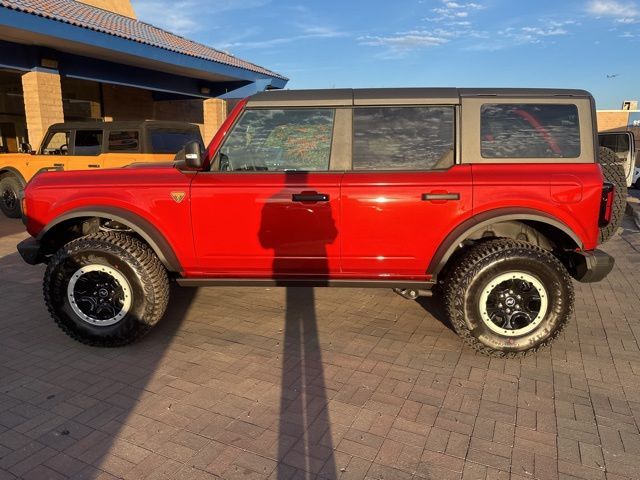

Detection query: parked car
(0, 120), (202, 218)
(598, 131), (637, 188)
(17, 88), (620, 357)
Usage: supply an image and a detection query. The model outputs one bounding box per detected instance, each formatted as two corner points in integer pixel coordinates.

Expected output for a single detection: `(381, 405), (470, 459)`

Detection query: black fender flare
(39, 207), (182, 273)
(427, 208), (584, 276)
(0, 167), (27, 187)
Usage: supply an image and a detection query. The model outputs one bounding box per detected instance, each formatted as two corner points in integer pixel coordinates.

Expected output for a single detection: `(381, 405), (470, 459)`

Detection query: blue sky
(132, 0), (638, 109)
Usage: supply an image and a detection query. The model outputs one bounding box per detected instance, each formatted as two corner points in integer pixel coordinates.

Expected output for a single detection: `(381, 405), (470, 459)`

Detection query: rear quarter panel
(472, 163), (603, 250)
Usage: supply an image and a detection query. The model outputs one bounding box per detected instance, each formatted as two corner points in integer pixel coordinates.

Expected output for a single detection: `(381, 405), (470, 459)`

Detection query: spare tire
(598, 146), (627, 243)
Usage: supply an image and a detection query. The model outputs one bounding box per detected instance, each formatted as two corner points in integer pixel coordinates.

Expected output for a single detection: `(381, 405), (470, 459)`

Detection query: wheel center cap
(505, 297), (516, 308)
(98, 288), (109, 298)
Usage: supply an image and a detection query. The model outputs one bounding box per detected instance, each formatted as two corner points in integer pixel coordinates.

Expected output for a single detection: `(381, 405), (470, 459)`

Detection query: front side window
(108, 131), (139, 152)
(218, 108), (335, 171)
(352, 106), (455, 171)
(41, 131), (70, 155)
(481, 104), (580, 158)
(74, 130), (102, 156)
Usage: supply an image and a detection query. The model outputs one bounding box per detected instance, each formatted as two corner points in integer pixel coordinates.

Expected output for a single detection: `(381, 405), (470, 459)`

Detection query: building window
(352, 107), (455, 171)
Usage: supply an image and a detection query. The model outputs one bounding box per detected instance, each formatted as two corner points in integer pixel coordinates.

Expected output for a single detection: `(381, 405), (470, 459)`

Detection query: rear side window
(219, 108), (334, 171)
(108, 131), (139, 152)
(149, 129), (202, 154)
(74, 130), (102, 156)
(481, 104), (580, 158)
(352, 107), (455, 170)
(599, 133), (630, 153)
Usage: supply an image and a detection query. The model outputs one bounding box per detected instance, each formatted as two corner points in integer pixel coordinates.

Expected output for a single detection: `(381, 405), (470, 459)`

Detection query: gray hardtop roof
(48, 120), (200, 131)
(247, 88), (593, 107)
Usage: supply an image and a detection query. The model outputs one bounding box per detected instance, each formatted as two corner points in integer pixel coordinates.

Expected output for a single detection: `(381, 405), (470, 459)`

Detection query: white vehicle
(599, 132), (637, 188)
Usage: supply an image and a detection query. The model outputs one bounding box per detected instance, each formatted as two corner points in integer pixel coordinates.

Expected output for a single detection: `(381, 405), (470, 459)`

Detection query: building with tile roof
(0, 0), (288, 149)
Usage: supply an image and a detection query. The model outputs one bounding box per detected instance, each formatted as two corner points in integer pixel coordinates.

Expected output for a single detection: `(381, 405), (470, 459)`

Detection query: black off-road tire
(0, 175), (22, 218)
(43, 232), (169, 346)
(598, 146), (626, 243)
(444, 239), (573, 357)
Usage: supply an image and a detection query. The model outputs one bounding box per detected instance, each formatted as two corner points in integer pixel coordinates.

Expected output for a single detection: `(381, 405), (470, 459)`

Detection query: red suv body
(17, 88), (617, 356)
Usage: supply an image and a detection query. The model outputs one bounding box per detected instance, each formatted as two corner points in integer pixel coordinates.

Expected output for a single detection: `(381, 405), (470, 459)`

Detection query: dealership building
(0, 0), (287, 152)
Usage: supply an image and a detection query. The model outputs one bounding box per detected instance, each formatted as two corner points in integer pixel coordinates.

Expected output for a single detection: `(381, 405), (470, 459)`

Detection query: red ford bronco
(17, 88), (621, 357)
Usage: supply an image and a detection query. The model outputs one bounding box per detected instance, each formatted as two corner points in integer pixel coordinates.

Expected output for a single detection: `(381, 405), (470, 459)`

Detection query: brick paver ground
(2, 214), (640, 480)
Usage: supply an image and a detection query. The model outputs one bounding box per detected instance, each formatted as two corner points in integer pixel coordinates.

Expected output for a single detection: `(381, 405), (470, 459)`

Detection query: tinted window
(150, 129), (202, 154)
(219, 109), (334, 171)
(74, 130), (102, 156)
(41, 131), (70, 155)
(481, 104), (580, 158)
(353, 107), (455, 170)
(108, 131), (139, 151)
(599, 133), (630, 153)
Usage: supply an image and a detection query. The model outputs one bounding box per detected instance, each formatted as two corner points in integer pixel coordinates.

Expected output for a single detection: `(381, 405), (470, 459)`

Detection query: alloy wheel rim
(67, 265), (132, 326)
(478, 271), (548, 337)
(1, 188), (16, 210)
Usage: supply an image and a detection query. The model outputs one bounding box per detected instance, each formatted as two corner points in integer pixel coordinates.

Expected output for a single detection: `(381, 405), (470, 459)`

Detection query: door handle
(53, 163), (64, 167)
(88, 164), (100, 168)
(292, 192), (330, 202)
(422, 193), (460, 201)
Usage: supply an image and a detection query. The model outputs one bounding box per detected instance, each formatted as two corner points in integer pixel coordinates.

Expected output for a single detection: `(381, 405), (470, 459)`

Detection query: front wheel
(444, 239), (573, 357)
(44, 232), (169, 346)
(0, 175), (22, 218)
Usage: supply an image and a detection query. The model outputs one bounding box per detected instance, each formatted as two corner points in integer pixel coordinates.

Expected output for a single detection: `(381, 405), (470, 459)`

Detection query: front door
(191, 107), (341, 278)
(340, 105), (473, 279)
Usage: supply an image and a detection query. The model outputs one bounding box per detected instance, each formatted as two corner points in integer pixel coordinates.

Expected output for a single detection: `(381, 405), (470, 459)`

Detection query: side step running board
(176, 278), (435, 290)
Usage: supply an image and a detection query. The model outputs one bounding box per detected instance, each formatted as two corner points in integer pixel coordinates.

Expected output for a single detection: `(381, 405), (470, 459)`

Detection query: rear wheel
(0, 175), (22, 218)
(43, 232), (169, 346)
(598, 146), (627, 243)
(444, 239), (573, 357)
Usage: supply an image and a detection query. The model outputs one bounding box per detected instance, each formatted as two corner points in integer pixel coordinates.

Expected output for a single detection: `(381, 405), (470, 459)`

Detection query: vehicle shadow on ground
(416, 294), (456, 333)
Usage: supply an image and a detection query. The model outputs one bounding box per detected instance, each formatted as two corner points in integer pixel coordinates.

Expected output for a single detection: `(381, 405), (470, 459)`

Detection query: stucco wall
(76, 0), (136, 18)
(597, 111), (630, 132)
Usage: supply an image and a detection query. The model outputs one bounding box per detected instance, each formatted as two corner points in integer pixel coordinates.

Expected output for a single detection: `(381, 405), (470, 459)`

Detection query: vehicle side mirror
(174, 141), (204, 171)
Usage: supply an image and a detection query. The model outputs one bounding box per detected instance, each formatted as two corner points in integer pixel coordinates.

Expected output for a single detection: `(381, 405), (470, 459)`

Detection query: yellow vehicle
(0, 120), (202, 218)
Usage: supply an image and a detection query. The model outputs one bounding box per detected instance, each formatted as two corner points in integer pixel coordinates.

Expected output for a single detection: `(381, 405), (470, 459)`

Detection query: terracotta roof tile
(0, 0), (287, 80)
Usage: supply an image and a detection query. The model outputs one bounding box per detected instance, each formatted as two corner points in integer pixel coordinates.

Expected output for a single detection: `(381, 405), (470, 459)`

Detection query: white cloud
(586, 0), (640, 23)
(133, 0), (270, 34)
(219, 26), (346, 50)
(427, 0), (484, 22)
(359, 31), (451, 49)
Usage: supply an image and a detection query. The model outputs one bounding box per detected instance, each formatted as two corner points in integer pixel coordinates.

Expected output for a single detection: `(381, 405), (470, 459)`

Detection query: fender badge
(170, 191), (186, 203)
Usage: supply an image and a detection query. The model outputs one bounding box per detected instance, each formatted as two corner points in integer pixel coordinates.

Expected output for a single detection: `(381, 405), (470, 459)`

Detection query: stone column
(202, 99), (227, 143)
(21, 70), (64, 149)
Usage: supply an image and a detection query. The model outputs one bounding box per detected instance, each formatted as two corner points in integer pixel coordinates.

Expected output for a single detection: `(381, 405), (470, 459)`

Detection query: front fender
(38, 207), (183, 272)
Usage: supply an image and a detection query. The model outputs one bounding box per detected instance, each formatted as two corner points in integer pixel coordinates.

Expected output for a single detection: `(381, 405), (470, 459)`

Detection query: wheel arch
(428, 208), (583, 277)
(0, 167), (27, 186)
(38, 207), (182, 273)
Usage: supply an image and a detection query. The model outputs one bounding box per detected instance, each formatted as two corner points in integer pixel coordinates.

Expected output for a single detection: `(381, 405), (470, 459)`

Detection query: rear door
(70, 129), (104, 169)
(340, 104), (473, 279)
(599, 132), (635, 187)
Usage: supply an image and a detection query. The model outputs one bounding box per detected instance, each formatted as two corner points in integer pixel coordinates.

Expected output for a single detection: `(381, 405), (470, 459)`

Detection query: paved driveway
(1, 215), (640, 479)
